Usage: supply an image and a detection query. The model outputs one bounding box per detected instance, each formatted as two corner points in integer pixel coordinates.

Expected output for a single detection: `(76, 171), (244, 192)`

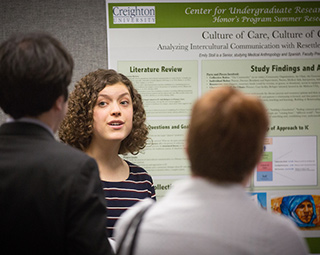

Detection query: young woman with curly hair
(59, 69), (156, 238)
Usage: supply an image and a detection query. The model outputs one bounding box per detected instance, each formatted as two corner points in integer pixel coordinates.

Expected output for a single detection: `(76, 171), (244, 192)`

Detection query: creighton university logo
(113, 6), (156, 24)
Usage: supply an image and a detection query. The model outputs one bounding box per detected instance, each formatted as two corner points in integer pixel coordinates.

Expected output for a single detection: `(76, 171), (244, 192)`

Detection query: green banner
(108, 2), (320, 28)
(306, 237), (320, 253)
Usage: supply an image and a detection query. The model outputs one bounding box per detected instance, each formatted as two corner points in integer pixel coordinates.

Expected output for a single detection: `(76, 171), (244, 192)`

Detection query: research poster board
(106, 0), (320, 251)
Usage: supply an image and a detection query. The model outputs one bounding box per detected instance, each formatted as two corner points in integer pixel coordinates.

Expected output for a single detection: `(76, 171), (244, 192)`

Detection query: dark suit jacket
(0, 122), (113, 255)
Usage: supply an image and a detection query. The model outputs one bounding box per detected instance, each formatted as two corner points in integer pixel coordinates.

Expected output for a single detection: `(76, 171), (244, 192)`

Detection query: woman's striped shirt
(101, 160), (156, 237)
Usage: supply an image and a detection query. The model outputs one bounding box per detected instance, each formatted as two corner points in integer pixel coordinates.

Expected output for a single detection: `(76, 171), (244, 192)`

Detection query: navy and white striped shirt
(102, 160), (156, 237)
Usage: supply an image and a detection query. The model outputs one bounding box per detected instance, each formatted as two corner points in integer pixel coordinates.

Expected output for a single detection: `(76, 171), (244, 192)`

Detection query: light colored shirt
(115, 177), (308, 255)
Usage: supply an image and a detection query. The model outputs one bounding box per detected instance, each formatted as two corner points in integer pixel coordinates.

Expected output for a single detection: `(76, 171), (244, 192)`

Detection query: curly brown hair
(59, 69), (148, 155)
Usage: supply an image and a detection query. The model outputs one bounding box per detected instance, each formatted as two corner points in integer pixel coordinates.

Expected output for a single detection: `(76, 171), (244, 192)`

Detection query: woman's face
(295, 200), (314, 223)
(92, 82), (133, 144)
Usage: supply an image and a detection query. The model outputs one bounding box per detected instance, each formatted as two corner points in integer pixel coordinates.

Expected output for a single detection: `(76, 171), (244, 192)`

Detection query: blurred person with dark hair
(0, 32), (113, 255)
(115, 86), (308, 255)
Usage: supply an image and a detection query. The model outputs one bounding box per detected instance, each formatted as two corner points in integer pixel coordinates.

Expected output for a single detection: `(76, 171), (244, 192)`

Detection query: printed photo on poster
(271, 195), (320, 230)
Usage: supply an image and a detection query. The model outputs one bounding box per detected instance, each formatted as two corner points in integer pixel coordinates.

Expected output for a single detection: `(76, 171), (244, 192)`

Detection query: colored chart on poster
(257, 151), (273, 182)
(254, 136), (317, 187)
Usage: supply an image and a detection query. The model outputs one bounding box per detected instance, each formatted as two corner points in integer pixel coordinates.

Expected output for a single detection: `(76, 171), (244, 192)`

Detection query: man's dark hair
(0, 32), (74, 119)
